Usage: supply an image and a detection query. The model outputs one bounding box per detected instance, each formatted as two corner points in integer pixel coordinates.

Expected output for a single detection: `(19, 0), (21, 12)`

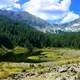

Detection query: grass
(1, 46), (80, 64)
(13, 46), (28, 54)
(0, 48), (6, 55)
(30, 48), (80, 65)
(1, 47), (80, 79)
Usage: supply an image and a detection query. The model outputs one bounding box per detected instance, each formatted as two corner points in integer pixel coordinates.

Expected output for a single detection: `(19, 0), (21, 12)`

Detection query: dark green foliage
(0, 15), (50, 48)
(0, 35), (13, 49)
(50, 32), (80, 48)
(0, 15), (80, 50)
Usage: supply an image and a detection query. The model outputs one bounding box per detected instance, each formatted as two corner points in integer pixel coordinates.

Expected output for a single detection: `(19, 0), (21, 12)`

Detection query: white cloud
(22, 0), (79, 23)
(0, 0), (79, 24)
(0, 0), (20, 10)
(61, 11), (80, 23)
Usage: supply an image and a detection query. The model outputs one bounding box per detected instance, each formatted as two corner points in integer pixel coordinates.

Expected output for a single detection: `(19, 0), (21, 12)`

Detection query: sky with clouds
(0, 0), (79, 24)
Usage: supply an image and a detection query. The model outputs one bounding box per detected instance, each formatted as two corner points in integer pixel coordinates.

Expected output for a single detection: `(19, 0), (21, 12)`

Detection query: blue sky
(17, 0), (28, 5)
(0, 0), (79, 24)
(70, 0), (80, 15)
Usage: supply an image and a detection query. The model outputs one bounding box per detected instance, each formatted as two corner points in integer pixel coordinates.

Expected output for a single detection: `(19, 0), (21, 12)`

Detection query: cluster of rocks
(5, 72), (37, 80)
(3, 63), (80, 80)
(55, 64), (80, 80)
(56, 75), (80, 80)
(55, 64), (80, 73)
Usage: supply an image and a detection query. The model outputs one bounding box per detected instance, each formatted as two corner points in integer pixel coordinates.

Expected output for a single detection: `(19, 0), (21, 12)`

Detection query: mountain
(44, 18), (80, 33)
(0, 10), (80, 33)
(0, 10), (52, 33)
(59, 18), (80, 32)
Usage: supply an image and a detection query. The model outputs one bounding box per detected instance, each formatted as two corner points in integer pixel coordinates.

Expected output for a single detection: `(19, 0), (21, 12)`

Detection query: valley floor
(0, 48), (80, 80)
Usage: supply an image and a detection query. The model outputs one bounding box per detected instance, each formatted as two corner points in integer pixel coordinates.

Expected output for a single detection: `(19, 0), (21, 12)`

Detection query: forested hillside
(0, 15), (50, 49)
(0, 15), (80, 49)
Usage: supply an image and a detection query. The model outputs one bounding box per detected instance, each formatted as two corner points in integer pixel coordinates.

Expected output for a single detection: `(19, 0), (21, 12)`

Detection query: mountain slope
(0, 10), (52, 32)
(45, 17), (80, 33)
(0, 15), (51, 48)
(60, 18), (80, 32)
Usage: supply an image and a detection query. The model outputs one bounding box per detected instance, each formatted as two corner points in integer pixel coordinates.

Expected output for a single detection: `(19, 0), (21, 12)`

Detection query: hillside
(1, 15), (80, 49)
(0, 15), (51, 49)
(0, 10), (52, 32)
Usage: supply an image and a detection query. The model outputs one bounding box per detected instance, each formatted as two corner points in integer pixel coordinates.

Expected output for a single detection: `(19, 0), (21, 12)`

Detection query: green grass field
(0, 47), (80, 79)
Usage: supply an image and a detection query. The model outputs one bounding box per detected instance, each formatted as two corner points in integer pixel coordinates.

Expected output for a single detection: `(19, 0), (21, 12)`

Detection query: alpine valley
(1, 9), (80, 80)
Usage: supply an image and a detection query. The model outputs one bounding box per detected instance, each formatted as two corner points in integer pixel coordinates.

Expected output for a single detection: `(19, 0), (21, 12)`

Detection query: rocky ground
(2, 63), (80, 80)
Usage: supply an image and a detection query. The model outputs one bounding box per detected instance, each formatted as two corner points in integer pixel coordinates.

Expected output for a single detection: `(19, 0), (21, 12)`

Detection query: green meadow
(0, 47), (80, 79)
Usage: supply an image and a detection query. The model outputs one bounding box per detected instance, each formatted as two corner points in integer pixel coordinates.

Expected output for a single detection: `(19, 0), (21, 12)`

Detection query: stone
(58, 67), (68, 73)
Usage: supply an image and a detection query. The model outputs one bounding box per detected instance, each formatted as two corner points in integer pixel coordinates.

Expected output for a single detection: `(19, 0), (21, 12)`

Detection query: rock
(56, 77), (67, 80)
(22, 69), (26, 72)
(61, 77), (67, 80)
(68, 66), (77, 73)
(58, 67), (68, 73)
(25, 72), (36, 77)
(6, 72), (36, 80)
